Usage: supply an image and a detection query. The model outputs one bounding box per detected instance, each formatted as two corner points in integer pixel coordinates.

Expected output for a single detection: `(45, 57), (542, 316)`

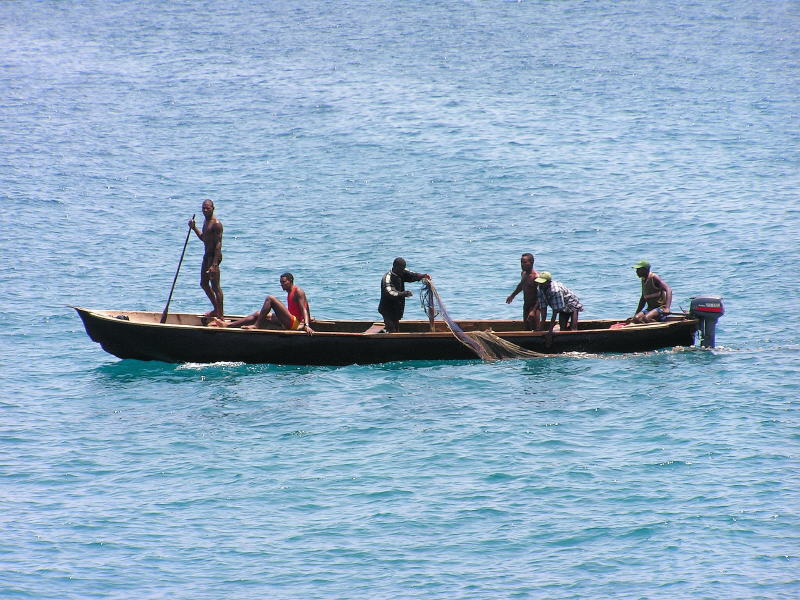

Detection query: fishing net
(420, 280), (550, 361)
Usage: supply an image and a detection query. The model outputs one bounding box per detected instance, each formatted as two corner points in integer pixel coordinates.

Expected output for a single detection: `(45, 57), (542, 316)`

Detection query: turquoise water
(2, 1), (799, 598)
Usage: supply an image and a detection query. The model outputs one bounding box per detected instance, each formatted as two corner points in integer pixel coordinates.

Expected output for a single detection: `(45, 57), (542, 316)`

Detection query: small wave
(546, 527), (611, 547)
(281, 430), (313, 438)
(176, 361), (246, 369)
(620, 524), (660, 539)
(483, 472), (517, 483)
(651, 459), (694, 468)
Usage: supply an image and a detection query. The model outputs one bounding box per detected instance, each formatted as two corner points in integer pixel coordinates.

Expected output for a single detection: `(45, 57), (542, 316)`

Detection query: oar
(160, 213), (195, 323)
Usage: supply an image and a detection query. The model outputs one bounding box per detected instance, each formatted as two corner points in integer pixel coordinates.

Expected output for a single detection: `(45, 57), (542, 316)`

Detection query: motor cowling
(690, 295), (724, 348)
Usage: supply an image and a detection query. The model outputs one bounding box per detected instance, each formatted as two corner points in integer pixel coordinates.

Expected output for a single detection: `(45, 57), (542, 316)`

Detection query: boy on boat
(628, 260), (672, 323)
(210, 273), (314, 335)
(535, 271), (584, 332)
(505, 252), (541, 330)
(379, 257), (430, 333)
(188, 199), (224, 318)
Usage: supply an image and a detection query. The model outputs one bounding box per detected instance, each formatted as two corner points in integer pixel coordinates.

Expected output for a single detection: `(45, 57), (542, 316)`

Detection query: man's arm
(200, 221), (222, 275)
(296, 288), (314, 334)
(537, 290), (548, 329)
(538, 290), (558, 332)
(189, 217), (203, 240)
(546, 290), (567, 332)
(402, 270), (429, 283)
(634, 296), (646, 315)
(383, 273), (411, 297)
(641, 275), (662, 302)
(506, 276), (524, 304)
(396, 270), (429, 297)
(548, 311), (559, 332)
(207, 221), (223, 273)
(652, 274), (672, 311)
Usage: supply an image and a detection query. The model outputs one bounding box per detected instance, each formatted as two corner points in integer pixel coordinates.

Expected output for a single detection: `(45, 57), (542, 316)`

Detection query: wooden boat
(74, 307), (701, 365)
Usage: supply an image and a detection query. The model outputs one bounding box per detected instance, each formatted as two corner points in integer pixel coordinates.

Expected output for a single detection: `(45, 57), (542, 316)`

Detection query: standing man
(506, 252), (540, 330)
(535, 271), (584, 332)
(189, 199), (223, 318)
(210, 272), (314, 334)
(379, 257), (430, 333)
(629, 260), (672, 323)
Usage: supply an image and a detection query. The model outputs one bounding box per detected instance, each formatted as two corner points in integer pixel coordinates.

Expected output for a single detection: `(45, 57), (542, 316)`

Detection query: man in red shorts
(210, 272), (314, 334)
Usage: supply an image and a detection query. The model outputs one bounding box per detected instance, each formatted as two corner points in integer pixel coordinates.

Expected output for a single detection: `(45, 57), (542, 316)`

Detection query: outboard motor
(690, 295), (724, 348)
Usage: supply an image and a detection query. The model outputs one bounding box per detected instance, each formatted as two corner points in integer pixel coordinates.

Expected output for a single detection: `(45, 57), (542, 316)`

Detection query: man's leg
(381, 311), (401, 333)
(254, 296), (294, 329)
(211, 311), (258, 328)
(526, 305), (541, 331)
(642, 308), (662, 323)
(209, 271), (223, 318)
(200, 266), (217, 317)
(523, 304), (534, 330)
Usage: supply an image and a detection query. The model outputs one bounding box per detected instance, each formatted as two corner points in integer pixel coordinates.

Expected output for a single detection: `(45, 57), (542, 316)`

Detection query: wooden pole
(160, 214), (195, 323)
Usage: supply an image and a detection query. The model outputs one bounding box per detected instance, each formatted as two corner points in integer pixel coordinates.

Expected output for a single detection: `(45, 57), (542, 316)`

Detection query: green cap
(632, 260), (650, 270)
(534, 271), (552, 284)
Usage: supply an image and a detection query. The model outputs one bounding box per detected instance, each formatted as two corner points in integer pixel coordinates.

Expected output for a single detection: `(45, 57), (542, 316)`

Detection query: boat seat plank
(364, 323), (385, 335)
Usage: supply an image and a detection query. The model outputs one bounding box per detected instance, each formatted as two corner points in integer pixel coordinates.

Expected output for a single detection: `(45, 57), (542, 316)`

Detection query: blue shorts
(643, 307), (668, 322)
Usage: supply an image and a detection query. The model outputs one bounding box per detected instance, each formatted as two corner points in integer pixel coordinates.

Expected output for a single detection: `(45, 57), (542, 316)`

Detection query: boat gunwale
(74, 307), (697, 339)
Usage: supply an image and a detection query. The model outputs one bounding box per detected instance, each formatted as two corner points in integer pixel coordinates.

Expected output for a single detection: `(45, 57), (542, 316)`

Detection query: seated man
(210, 272), (313, 334)
(535, 271), (584, 332)
(628, 260), (672, 324)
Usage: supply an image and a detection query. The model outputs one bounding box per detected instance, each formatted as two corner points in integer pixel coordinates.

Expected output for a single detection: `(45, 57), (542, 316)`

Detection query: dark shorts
(202, 253), (222, 267)
(555, 310), (578, 318)
(201, 254), (221, 283)
(379, 307), (403, 322)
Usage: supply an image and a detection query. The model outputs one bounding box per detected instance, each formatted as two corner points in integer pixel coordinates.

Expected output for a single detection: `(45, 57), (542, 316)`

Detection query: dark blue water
(2, 1), (799, 598)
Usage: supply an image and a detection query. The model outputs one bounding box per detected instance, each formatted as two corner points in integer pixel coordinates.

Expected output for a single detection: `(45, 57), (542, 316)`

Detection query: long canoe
(74, 307), (699, 365)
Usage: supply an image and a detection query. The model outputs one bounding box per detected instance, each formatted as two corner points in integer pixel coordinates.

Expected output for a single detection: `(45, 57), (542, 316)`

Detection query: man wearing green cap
(629, 260), (672, 324)
(535, 271), (584, 332)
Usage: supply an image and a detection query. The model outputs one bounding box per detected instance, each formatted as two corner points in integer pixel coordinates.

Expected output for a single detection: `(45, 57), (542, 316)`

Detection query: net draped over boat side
(420, 280), (550, 361)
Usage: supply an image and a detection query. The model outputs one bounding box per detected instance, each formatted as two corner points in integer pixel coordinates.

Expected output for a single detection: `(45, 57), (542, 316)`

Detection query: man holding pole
(189, 199), (224, 318)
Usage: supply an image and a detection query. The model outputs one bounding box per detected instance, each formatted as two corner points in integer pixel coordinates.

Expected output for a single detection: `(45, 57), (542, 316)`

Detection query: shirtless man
(189, 199), (223, 318)
(628, 260), (672, 324)
(210, 273), (314, 335)
(505, 252), (540, 330)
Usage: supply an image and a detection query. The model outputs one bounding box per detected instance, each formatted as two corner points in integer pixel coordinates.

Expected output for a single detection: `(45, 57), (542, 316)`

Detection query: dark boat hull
(75, 308), (699, 365)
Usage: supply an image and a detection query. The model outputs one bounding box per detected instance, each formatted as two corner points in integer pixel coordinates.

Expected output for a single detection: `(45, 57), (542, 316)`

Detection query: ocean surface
(2, 1), (799, 598)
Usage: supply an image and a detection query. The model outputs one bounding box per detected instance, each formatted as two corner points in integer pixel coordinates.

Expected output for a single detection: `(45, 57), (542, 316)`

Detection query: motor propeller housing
(690, 295), (725, 348)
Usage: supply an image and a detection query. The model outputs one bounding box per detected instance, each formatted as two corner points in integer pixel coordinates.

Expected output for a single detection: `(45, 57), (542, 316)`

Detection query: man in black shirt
(379, 257), (430, 333)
